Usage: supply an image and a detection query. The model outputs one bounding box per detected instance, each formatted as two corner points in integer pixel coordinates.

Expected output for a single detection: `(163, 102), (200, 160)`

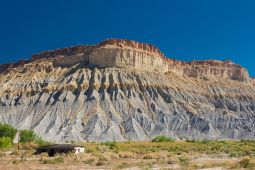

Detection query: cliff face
(25, 39), (250, 83)
(251, 78), (255, 86)
(0, 39), (254, 142)
(89, 40), (168, 72)
(1, 39), (250, 83)
(167, 60), (250, 82)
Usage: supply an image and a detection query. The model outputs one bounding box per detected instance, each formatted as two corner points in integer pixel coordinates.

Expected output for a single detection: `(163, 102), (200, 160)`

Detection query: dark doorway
(49, 149), (55, 157)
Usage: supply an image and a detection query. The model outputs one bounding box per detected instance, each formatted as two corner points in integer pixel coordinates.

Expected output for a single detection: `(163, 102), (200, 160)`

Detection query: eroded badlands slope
(0, 39), (254, 142)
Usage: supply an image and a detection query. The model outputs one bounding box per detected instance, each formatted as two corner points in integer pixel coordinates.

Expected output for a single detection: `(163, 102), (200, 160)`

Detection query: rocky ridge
(0, 39), (254, 142)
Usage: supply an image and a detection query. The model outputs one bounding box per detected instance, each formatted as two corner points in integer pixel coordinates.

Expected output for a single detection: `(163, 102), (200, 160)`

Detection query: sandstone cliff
(0, 39), (254, 142)
(1, 39), (250, 83)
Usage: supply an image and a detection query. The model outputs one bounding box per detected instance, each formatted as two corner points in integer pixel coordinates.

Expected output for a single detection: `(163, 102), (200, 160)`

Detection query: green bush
(239, 158), (255, 169)
(54, 157), (64, 163)
(239, 157), (251, 168)
(0, 137), (12, 149)
(34, 137), (49, 146)
(152, 136), (173, 142)
(102, 141), (117, 149)
(0, 124), (17, 141)
(20, 129), (37, 143)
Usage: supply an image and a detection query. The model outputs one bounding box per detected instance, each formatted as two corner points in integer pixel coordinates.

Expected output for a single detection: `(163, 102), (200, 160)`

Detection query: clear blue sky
(0, 0), (254, 76)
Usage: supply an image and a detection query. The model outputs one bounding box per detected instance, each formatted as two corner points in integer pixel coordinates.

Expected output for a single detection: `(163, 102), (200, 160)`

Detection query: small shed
(36, 144), (85, 156)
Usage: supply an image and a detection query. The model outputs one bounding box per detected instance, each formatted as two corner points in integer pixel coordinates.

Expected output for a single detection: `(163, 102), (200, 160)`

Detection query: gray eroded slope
(0, 62), (255, 142)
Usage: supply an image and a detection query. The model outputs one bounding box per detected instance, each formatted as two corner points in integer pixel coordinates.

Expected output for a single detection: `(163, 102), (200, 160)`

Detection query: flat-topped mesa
(30, 39), (168, 72)
(0, 39), (252, 83)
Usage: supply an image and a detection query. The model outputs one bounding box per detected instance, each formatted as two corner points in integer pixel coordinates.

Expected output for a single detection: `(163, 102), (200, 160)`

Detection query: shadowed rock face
(0, 39), (254, 142)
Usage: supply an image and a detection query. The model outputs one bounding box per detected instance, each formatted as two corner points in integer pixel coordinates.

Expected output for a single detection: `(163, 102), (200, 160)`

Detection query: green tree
(0, 137), (12, 149)
(0, 124), (17, 141)
(20, 129), (37, 143)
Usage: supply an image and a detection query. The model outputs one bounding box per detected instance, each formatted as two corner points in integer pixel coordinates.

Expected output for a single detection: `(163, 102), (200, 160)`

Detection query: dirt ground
(1, 141), (255, 170)
(0, 152), (249, 170)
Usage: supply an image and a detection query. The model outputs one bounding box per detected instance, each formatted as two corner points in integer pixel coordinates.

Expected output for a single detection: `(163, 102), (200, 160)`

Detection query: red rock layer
(98, 39), (164, 57)
(0, 60), (29, 73)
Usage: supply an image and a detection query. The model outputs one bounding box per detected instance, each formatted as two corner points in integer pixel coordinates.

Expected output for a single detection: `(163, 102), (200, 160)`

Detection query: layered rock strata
(0, 39), (254, 142)
(24, 39), (251, 82)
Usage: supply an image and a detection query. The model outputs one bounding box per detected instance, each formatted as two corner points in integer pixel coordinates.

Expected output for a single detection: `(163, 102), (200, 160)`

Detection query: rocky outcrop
(0, 60), (29, 74)
(167, 59), (250, 82)
(0, 39), (254, 142)
(89, 40), (168, 72)
(98, 39), (165, 57)
(251, 78), (255, 86)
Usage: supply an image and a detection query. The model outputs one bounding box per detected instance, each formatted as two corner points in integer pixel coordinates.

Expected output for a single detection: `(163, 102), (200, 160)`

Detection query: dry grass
(118, 151), (135, 158)
(0, 140), (255, 169)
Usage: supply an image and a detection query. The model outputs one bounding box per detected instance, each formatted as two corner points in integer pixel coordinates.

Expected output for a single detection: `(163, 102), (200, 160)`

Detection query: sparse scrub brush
(152, 136), (173, 142)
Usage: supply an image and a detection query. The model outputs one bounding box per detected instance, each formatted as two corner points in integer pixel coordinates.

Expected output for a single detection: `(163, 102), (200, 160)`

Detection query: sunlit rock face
(251, 78), (255, 86)
(167, 59), (250, 82)
(89, 39), (169, 73)
(0, 39), (254, 142)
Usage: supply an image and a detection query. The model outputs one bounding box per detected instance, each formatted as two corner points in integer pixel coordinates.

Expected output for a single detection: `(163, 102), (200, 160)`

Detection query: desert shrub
(0, 124), (17, 141)
(152, 136), (173, 142)
(167, 159), (175, 164)
(35, 137), (49, 146)
(103, 152), (119, 160)
(239, 158), (250, 168)
(96, 161), (105, 166)
(40, 152), (48, 161)
(19, 129), (37, 143)
(20, 152), (27, 162)
(11, 150), (20, 156)
(86, 147), (98, 153)
(117, 162), (129, 169)
(19, 142), (38, 150)
(229, 151), (246, 158)
(200, 139), (210, 144)
(239, 157), (251, 168)
(186, 139), (196, 143)
(179, 156), (189, 167)
(98, 155), (107, 161)
(102, 141), (117, 149)
(41, 160), (51, 164)
(0, 137), (12, 149)
(97, 145), (109, 153)
(118, 151), (134, 158)
(143, 155), (153, 159)
(19, 129), (48, 145)
(12, 160), (20, 164)
(54, 157), (64, 163)
(84, 158), (95, 164)
(41, 157), (64, 164)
